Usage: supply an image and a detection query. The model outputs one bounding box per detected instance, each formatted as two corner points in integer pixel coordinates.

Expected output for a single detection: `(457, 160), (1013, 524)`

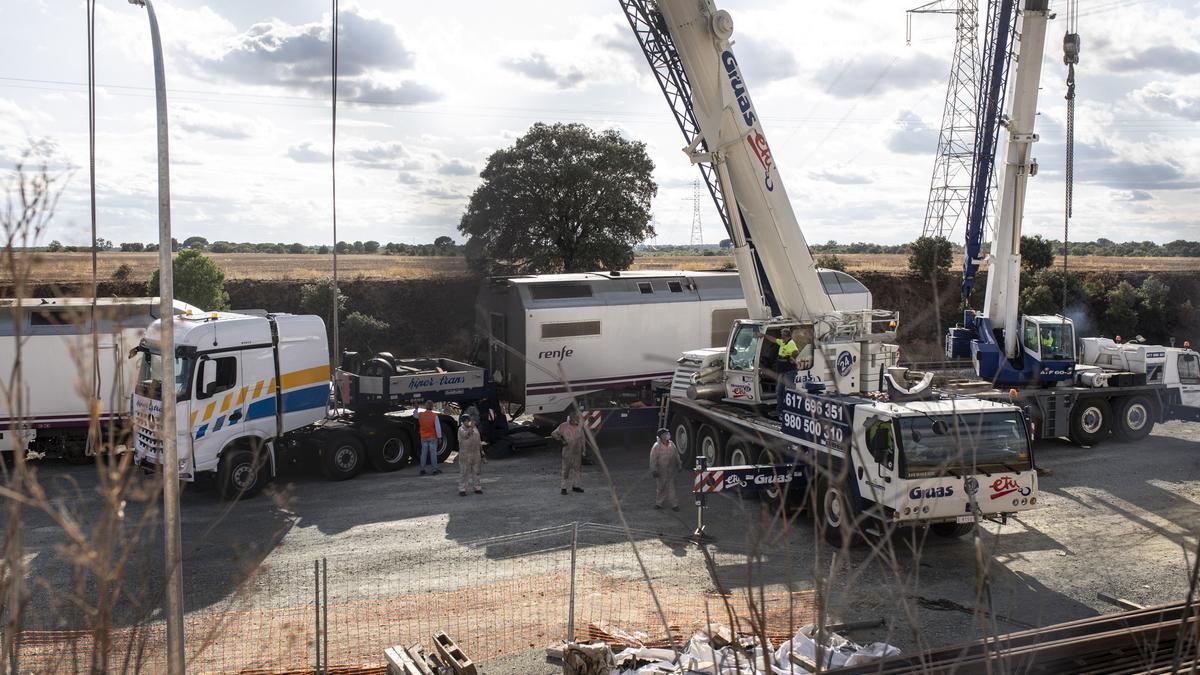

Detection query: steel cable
(330, 0), (340, 370)
(86, 0), (102, 453)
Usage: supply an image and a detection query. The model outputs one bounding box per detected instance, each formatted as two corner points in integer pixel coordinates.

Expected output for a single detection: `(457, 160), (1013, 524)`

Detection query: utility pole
(687, 179), (703, 247)
(907, 0), (995, 241)
(127, 1), (185, 672)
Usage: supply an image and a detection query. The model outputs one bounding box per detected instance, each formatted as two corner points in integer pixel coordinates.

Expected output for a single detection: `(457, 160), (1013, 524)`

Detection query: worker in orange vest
(417, 405), (443, 475)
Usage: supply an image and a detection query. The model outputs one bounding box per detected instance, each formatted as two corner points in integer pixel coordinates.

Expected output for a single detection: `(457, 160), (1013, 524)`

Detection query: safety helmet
(657, 427), (670, 437)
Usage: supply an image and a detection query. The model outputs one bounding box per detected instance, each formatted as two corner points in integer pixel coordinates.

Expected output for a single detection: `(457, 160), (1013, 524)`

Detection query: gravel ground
(8, 421), (1199, 673)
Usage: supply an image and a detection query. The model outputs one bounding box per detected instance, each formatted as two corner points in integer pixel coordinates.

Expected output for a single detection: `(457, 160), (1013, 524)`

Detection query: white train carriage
(0, 297), (198, 459)
(476, 269), (871, 421)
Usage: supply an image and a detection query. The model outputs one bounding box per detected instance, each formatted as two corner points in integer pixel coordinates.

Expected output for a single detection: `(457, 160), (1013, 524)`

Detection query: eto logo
(909, 485), (955, 500)
(836, 351), (855, 377)
(989, 475), (1032, 500)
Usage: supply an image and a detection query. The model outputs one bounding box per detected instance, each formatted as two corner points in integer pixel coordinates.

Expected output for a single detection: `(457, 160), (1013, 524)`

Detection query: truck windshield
(136, 349), (192, 401)
(898, 411), (1030, 478)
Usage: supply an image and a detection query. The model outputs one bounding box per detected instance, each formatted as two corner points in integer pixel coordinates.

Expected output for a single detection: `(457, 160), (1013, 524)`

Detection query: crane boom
(961, 0), (1018, 301)
(622, 0), (834, 321)
(947, 0), (1071, 386)
(984, 0), (1050, 359)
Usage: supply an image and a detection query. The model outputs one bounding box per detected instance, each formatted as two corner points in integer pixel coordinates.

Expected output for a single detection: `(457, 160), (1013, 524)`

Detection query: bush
(147, 249), (229, 310)
(340, 311), (389, 353)
(815, 253), (847, 272)
(1137, 275), (1170, 337)
(907, 236), (954, 279)
(1019, 283), (1057, 316)
(111, 263), (134, 281)
(298, 277), (347, 330)
(1105, 280), (1139, 340)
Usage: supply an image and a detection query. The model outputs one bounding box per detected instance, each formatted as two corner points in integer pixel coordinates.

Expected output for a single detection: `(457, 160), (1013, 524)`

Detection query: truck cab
(852, 399), (1038, 528)
(132, 311), (329, 491)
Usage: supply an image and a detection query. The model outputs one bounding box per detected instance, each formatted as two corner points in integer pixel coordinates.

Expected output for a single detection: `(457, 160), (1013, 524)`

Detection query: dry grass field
(9, 251), (1198, 285)
(9, 252), (466, 284)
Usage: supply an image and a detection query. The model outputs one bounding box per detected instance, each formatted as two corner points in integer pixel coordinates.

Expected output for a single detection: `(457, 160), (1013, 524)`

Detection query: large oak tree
(459, 122), (656, 274)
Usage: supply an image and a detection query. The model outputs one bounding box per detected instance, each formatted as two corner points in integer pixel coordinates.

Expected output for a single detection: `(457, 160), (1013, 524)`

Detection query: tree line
(43, 236), (462, 256)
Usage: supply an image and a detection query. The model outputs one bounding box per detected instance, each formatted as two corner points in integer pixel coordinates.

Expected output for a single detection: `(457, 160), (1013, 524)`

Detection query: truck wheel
(724, 439), (756, 500)
(435, 417), (458, 463)
(696, 425), (721, 467)
(931, 522), (974, 539)
(1112, 396), (1155, 442)
(1068, 398), (1112, 446)
(368, 432), (412, 472)
(756, 447), (785, 502)
(217, 449), (265, 500)
(817, 479), (856, 547)
(669, 414), (693, 461)
(321, 435), (364, 481)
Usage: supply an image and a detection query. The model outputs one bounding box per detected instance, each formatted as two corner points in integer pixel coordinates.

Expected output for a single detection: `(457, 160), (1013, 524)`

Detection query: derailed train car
(476, 269), (871, 427)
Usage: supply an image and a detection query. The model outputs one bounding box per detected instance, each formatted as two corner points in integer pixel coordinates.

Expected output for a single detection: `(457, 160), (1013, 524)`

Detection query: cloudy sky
(1, 0), (1197, 248)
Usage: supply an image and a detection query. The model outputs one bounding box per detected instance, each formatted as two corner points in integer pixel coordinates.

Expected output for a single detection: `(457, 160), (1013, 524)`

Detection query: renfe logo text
(538, 347), (574, 361)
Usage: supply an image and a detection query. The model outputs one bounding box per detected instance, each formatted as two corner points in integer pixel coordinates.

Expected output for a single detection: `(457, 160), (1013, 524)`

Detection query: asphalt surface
(6, 421), (1199, 673)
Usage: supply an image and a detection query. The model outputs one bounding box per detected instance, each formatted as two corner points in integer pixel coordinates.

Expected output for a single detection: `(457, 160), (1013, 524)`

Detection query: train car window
(529, 284), (593, 300)
(541, 321), (601, 339)
(668, 281), (683, 293)
(711, 307), (750, 347)
(638, 282), (653, 294)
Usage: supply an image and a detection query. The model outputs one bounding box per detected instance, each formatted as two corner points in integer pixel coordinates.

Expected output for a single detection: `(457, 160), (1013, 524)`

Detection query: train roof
(487, 268), (868, 297)
(492, 270), (736, 284)
(0, 297), (197, 310)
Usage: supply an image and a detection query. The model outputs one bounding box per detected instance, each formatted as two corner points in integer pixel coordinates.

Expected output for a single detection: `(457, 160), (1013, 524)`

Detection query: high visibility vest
(868, 422), (893, 447)
(418, 410), (439, 439)
(776, 338), (799, 359)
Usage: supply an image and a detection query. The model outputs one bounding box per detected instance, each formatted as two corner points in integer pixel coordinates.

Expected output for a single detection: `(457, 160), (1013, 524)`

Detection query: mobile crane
(622, 0), (1039, 543)
(941, 0), (1199, 444)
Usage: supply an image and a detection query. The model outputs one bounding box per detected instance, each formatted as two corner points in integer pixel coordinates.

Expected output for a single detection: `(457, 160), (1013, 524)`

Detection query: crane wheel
(669, 413), (693, 461)
(1068, 398), (1112, 447)
(725, 438), (756, 500)
(696, 425), (722, 468)
(1112, 396), (1154, 442)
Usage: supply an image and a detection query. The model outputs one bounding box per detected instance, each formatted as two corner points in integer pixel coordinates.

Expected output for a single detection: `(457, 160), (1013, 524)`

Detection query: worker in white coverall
(457, 413), (483, 496)
(649, 428), (682, 510)
(552, 412), (586, 495)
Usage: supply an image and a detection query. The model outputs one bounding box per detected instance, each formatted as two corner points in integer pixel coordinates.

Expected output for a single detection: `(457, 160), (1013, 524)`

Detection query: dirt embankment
(10, 270), (1199, 363)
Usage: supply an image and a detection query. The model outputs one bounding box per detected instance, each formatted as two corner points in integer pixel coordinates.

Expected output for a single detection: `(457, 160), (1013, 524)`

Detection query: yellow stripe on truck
(280, 365), (330, 391)
(203, 401), (216, 422)
(220, 392), (233, 413)
(252, 380), (264, 399)
(236, 386), (248, 406)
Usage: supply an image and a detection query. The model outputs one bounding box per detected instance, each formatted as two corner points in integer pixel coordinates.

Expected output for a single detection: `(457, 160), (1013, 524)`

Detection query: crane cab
(724, 320), (816, 403)
(718, 319), (867, 404)
(964, 312), (1076, 385)
(1020, 315), (1076, 381)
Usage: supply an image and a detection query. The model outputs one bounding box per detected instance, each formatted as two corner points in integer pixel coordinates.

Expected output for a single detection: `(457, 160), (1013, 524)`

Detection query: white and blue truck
(131, 310), (515, 498)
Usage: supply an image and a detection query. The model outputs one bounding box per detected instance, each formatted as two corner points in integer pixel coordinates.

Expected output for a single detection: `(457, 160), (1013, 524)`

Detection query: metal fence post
(314, 560), (321, 673)
(567, 521), (578, 643)
(322, 558), (328, 675)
